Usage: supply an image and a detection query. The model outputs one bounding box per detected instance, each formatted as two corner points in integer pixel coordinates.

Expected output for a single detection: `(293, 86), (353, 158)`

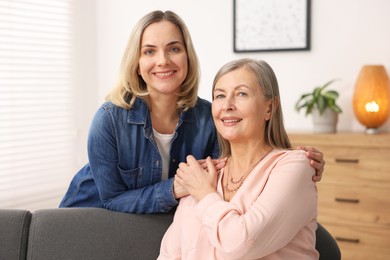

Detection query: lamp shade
(353, 65), (390, 132)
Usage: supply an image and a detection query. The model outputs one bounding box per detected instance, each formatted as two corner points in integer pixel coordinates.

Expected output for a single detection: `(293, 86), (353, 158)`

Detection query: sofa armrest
(0, 209), (32, 260)
(27, 208), (173, 260)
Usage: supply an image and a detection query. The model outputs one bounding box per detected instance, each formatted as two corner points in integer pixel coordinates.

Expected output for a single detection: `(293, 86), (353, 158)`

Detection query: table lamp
(353, 65), (390, 134)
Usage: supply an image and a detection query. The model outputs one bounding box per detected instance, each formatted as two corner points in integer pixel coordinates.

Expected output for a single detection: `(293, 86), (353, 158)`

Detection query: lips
(221, 117), (242, 124)
(154, 71), (175, 78)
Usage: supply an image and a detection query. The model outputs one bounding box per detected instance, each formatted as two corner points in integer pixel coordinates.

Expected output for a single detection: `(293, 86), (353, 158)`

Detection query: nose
(222, 95), (235, 111)
(156, 51), (169, 66)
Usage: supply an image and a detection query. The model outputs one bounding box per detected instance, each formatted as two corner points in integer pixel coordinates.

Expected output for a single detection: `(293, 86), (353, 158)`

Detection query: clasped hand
(174, 156), (225, 202)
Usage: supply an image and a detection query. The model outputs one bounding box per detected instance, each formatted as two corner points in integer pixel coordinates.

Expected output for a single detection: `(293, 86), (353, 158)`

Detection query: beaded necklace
(223, 149), (273, 194)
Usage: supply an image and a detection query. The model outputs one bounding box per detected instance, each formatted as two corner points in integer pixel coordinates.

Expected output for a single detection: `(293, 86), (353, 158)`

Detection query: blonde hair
(106, 10), (200, 111)
(212, 58), (291, 158)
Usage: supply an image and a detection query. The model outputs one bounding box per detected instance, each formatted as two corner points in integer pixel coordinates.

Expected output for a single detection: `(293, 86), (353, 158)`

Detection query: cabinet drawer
(317, 184), (390, 226)
(320, 146), (390, 188)
(322, 222), (390, 260)
(288, 133), (390, 260)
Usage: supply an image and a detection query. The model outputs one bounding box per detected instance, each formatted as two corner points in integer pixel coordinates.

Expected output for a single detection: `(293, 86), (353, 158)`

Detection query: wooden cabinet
(289, 132), (390, 260)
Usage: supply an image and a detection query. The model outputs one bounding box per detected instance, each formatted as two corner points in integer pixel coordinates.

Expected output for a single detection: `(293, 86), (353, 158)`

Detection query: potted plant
(295, 79), (342, 133)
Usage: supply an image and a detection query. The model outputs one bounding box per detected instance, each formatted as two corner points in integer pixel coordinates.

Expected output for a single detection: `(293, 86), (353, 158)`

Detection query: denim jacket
(59, 97), (219, 213)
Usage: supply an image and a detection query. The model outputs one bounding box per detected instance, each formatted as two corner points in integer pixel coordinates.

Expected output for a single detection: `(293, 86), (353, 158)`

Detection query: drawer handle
(335, 197), (360, 204)
(335, 237), (360, 244)
(335, 158), (359, 164)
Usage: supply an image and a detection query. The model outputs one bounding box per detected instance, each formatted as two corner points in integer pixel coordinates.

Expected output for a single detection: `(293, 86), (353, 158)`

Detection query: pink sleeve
(196, 151), (317, 259)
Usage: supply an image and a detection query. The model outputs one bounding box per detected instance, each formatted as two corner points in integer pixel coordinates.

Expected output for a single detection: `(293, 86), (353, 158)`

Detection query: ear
(265, 97), (279, 121)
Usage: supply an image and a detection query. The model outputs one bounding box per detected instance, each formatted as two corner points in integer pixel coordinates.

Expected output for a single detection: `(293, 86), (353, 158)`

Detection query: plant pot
(312, 108), (338, 133)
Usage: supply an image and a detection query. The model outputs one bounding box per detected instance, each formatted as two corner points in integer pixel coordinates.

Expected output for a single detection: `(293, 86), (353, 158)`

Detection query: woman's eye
(143, 49), (154, 55)
(238, 92), (247, 97)
(214, 94), (225, 99)
(169, 47), (180, 52)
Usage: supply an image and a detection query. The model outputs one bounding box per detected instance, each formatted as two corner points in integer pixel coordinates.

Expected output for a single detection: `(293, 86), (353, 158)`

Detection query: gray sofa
(0, 208), (340, 260)
(0, 208), (174, 260)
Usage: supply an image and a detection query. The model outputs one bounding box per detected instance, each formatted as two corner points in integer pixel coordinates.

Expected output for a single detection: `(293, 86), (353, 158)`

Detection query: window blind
(0, 0), (78, 210)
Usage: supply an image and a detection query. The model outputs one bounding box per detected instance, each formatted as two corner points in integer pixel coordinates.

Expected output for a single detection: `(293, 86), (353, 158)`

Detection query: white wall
(73, 0), (98, 166)
(93, 0), (390, 133)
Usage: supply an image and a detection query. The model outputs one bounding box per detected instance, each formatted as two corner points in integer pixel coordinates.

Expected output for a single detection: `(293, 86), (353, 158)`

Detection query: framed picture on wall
(233, 0), (311, 52)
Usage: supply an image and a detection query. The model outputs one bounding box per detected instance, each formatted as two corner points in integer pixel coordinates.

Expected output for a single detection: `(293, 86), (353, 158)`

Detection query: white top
(153, 128), (174, 181)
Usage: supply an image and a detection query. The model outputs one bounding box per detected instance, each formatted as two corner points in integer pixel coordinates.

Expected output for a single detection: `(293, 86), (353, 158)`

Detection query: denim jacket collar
(127, 97), (195, 127)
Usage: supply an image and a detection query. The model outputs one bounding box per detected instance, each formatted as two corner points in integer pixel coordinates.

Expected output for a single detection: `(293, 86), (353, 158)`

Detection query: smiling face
(138, 20), (188, 97)
(212, 67), (273, 144)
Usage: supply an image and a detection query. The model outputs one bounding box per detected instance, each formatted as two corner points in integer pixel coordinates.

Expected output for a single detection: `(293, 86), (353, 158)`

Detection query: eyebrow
(213, 84), (250, 92)
(141, 40), (184, 49)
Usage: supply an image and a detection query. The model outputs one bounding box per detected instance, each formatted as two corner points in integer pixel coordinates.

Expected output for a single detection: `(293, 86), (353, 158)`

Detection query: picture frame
(233, 0), (311, 52)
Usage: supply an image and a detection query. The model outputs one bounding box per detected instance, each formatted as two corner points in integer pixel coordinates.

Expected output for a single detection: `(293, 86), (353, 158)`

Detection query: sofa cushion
(27, 208), (173, 260)
(0, 209), (32, 260)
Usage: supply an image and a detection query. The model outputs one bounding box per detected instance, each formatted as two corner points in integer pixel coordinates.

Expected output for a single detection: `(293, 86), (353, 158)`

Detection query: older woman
(159, 58), (319, 259)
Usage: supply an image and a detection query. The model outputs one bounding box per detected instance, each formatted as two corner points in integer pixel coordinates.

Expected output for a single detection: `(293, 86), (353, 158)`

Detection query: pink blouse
(158, 149), (319, 260)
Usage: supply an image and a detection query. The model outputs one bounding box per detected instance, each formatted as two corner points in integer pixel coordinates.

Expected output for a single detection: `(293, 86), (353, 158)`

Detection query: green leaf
(306, 102), (314, 116)
(295, 101), (308, 112)
(330, 104), (343, 113)
(320, 79), (337, 91)
(323, 90), (339, 100)
(313, 87), (322, 100)
(317, 96), (326, 114)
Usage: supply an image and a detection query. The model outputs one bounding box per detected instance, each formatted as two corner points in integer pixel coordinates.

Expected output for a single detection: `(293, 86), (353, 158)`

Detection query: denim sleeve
(87, 106), (178, 213)
(208, 114), (220, 159)
(105, 178), (178, 213)
(211, 131), (220, 159)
